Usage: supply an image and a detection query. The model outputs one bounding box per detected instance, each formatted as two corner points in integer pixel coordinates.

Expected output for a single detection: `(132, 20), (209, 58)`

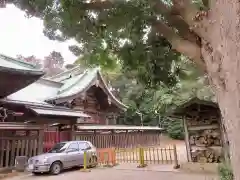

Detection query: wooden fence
(73, 130), (162, 148)
(0, 123), (44, 168)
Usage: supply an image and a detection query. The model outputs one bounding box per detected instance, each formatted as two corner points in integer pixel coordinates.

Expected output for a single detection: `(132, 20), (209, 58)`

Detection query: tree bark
(201, 1), (240, 179)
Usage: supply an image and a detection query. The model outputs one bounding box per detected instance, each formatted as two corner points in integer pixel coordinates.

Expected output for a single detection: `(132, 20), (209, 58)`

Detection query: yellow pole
(80, 151), (91, 172)
(83, 151), (87, 170)
(137, 147), (147, 168)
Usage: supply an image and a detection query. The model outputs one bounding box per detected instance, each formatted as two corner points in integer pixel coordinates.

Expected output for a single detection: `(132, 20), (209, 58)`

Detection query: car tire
(50, 161), (62, 175)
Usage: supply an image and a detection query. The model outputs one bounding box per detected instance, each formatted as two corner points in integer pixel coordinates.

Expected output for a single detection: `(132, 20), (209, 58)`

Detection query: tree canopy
(3, 0), (208, 87)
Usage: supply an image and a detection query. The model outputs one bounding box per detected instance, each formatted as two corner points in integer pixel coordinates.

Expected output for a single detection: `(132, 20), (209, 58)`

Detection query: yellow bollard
(80, 151), (91, 172)
(137, 147), (147, 168)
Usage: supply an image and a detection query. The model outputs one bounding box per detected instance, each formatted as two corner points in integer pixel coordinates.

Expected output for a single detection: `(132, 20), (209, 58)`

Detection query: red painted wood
(43, 130), (71, 152)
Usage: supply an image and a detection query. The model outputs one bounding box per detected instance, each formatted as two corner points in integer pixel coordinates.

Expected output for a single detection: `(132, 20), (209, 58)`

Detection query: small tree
(17, 51), (65, 77)
(43, 51), (64, 77)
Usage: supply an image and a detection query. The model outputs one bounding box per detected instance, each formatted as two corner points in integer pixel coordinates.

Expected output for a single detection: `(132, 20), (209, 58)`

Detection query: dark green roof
(0, 54), (44, 98)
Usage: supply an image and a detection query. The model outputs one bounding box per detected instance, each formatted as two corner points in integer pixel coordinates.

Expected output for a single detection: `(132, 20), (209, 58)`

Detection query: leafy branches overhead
(5, 0), (208, 88)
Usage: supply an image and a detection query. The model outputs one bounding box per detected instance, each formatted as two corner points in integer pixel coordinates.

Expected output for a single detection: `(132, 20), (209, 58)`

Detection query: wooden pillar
(113, 114), (117, 125)
(111, 130), (115, 147)
(183, 115), (191, 162)
(38, 128), (44, 154)
(106, 114), (109, 125)
(70, 124), (76, 141)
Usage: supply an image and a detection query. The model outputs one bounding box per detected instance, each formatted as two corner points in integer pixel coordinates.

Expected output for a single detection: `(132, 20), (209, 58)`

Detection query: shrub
(218, 162), (233, 180)
(166, 120), (184, 140)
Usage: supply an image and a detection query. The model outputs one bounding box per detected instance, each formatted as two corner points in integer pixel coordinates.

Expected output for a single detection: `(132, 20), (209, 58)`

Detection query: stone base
(137, 164), (147, 168)
(79, 168), (91, 172)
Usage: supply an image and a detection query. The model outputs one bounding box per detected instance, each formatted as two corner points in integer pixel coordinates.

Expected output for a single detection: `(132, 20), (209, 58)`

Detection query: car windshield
(48, 142), (67, 153)
(79, 142), (88, 150)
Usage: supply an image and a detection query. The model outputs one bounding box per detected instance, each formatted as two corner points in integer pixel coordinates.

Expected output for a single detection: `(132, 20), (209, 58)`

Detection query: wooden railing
(73, 131), (162, 148)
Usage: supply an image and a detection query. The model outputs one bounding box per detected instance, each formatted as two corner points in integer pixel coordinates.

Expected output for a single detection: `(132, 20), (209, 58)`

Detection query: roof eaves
(0, 54), (39, 69)
(96, 70), (128, 110)
(168, 97), (219, 116)
(1, 99), (55, 108)
(27, 105), (91, 118)
(0, 65), (44, 76)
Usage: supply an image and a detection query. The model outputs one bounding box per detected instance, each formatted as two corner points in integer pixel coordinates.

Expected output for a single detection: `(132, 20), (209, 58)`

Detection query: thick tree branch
(152, 20), (206, 71)
(171, 0), (198, 26)
(171, 0), (209, 39)
(149, 0), (200, 45)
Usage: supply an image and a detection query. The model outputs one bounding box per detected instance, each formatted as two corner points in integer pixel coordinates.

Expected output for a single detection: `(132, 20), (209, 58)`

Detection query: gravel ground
(5, 167), (218, 180)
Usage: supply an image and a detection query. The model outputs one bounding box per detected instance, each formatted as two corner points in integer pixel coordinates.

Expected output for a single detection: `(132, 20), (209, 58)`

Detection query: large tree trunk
(201, 1), (240, 179)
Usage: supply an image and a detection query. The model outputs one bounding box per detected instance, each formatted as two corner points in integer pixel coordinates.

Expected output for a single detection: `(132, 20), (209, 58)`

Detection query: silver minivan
(27, 141), (97, 175)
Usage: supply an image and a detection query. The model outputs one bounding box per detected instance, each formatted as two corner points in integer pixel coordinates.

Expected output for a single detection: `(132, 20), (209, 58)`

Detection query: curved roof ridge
(48, 65), (81, 80)
(38, 78), (63, 87)
(57, 69), (89, 94)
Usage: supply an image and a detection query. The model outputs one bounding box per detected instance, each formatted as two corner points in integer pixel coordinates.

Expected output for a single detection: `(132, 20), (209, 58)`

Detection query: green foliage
(166, 119), (184, 140)
(101, 58), (213, 140)
(218, 163), (233, 180)
(8, 0), (186, 88)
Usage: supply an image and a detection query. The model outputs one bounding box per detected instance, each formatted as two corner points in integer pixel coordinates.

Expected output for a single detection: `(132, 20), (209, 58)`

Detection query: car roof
(60, 140), (92, 144)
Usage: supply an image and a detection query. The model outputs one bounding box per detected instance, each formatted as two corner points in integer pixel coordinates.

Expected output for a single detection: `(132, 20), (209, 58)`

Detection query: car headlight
(42, 158), (49, 164)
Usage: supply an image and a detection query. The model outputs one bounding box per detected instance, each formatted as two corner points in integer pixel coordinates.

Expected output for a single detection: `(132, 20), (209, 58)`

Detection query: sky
(0, 4), (77, 64)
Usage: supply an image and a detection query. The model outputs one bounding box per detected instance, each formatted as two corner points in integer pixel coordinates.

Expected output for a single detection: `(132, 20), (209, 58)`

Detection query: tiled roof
(6, 66), (127, 110)
(7, 78), (61, 103)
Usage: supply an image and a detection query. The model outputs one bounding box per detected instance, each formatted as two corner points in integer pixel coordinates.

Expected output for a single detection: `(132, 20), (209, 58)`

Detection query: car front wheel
(50, 161), (62, 175)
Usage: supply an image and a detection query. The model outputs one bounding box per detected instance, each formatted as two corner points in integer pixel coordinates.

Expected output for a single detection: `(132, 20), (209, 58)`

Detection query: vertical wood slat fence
(73, 131), (162, 148)
(115, 146), (177, 165)
(0, 123), (44, 169)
